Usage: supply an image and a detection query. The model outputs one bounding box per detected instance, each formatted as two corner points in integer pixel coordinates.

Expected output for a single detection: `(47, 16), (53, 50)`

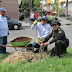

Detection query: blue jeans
(32, 41), (47, 52)
(32, 42), (40, 48)
(0, 36), (7, 53)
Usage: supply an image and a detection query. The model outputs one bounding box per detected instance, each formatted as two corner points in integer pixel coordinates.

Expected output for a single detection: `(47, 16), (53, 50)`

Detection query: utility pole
(30, 0), (32, 15)
(66, 0), (68, 19)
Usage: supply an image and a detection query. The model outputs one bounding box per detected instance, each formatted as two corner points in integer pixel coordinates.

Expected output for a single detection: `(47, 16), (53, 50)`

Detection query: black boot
(34, 49), (39, 53)
(50, 48), (56, 57)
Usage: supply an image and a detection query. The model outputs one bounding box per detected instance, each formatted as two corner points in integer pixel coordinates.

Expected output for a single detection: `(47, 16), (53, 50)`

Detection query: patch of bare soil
(2, 51), (45, 64)
(65, 24), (71, 25)
(11, 37), (32, 42)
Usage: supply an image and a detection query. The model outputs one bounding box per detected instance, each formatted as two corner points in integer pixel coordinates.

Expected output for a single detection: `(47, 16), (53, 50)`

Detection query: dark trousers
(50, 40), (67, 57)
(0, 36), (7, 53)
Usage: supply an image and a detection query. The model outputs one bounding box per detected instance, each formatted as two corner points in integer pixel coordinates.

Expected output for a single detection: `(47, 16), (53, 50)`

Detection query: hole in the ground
(65, 24), (71, 25)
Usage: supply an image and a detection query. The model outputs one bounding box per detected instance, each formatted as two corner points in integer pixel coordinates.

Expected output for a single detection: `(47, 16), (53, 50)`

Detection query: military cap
(51, 20), (61, 26)
(0, 7), (7, 11)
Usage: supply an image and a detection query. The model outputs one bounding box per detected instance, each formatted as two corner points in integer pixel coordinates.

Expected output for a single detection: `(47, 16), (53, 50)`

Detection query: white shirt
(31, 22), (51, 39)
(0, 15), (9, 37)
(30, 13), (34, 19)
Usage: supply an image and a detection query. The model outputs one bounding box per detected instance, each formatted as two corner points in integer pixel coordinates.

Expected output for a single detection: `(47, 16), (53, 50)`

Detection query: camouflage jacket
(45, 27), (66, 44)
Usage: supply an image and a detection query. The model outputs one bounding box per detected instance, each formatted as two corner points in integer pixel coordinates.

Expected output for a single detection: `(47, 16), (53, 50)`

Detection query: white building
(18, 0), (21, 5)
(40, 0), (47, 11)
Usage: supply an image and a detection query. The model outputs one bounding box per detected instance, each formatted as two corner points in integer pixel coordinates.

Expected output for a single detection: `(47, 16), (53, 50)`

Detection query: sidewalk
(20, 16), (72, 27)
(21, 18), (31, 27)
(47, 15), (72, 26)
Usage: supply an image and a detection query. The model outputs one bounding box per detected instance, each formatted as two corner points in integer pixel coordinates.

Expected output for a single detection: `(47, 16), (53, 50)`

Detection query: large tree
(32, 0), (42, 11)
(19, 0), (30, 17)
(19, 0), (42, 17)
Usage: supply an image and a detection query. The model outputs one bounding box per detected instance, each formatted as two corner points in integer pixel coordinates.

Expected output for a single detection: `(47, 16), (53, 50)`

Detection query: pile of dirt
(2, 51), (41, 64)
(11, 37), (32, 42)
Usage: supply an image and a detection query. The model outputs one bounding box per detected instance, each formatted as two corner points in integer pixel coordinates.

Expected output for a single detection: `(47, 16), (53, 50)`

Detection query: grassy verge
(0, 48), (72, 72)
(0, 53), (10, 63)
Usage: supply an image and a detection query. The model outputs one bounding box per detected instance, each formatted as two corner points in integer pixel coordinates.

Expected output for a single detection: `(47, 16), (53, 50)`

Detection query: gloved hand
(37, 39), (45, 45)
(35, 37), (45, 44)
(34, 20), (38, 26)
(35, 38), (40, 44)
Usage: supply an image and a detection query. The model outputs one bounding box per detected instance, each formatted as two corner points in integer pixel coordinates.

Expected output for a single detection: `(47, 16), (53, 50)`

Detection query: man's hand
(42, 42), (50, 47)
(34, 20), (38, 26)
(35, 38), (40, 44)
(38, 41), (43, 45)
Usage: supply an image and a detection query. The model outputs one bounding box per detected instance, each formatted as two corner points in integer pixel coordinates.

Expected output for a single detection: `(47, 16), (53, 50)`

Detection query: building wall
(51, 0), (54, 3)
(59, 0), (66, 2)
(41, 0), (72, 16)
(0, 0), (18, 20)
(59, 0), (72, 16)
(47, 0), (51, 4)
(18, 0), (21, 5)
(59, 0), (72, 2)
(0, 0), (2, 7)
(40, 0), (47, 11)
(68, 0), (72, 1)
(68, 1), (72, 16)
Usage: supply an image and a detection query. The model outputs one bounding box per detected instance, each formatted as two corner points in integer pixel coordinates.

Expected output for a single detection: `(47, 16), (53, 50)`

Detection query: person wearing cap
(31, 16), (51, 53)
(39, 20), (69, 58)
(0, 7), (9, 53)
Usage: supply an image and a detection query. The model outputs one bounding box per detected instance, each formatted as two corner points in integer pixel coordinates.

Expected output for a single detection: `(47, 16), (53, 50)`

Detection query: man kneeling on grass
(38, 20), (69, 58)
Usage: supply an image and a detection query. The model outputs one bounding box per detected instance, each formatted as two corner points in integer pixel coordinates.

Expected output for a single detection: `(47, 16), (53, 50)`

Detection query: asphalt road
(7, 23), (72, 53)
(7, 26), (36, 53)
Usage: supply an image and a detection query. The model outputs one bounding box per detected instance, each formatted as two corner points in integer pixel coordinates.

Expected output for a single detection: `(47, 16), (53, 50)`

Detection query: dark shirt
(45, 27), (66, 44)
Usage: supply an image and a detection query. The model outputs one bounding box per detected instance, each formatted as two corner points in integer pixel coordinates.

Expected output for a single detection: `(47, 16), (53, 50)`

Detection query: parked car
(5, 15), (22, 30)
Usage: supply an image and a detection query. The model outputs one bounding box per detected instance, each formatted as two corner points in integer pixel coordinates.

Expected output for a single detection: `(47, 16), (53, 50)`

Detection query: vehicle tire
(13, 25), (19, 30)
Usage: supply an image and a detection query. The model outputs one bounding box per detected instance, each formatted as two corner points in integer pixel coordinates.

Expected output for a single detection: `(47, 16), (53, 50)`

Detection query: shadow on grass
(62, 52), (72, 58)
(59, 48), (72, 59)
(45, 48), (72, 59)
(0, 53), (11, 63)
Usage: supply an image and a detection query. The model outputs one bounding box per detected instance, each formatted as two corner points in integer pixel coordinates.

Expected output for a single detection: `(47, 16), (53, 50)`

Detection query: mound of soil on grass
(2, 51), (43, 64)
(11, 37), (32, 42)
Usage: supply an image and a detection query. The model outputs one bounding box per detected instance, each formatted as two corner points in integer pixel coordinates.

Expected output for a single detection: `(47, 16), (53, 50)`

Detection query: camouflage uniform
(45, 27), (69, 58)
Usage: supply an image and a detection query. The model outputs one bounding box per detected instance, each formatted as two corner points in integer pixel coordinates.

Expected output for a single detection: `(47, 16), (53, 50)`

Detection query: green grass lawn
(0, 48), (72, 72)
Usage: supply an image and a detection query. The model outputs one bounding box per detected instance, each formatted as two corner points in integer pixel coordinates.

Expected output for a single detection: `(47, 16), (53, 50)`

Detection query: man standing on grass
(0, 7), (9, 53)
